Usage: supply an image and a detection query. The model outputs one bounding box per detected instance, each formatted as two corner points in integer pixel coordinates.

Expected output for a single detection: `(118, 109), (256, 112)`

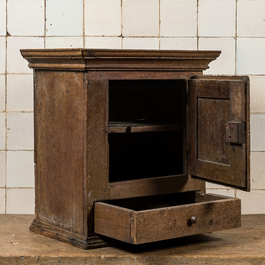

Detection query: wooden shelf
(106, 121), (182, 133)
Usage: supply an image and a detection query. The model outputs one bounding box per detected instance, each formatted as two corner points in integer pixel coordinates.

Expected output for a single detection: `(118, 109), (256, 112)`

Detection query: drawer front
(94, 193), (241, 245)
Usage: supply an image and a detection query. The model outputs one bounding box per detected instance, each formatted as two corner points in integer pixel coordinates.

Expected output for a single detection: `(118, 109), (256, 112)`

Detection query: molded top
(20, 48), (221, 72)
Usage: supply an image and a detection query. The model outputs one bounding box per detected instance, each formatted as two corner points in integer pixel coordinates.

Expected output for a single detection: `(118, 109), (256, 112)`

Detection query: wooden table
(0, 214), (264, 264)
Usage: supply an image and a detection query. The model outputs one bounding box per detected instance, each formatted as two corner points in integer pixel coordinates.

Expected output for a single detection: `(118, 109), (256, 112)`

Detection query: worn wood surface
(21, 49), (221, 72)
(34, 71), (86, 235)
(94, 192), (241, 245)
(187, 77), (250, 190)
(109, 175), (205, 200)
(106, 121), (182, 133)
(1, 214), (265, 264)
(20, 49), (251, 249)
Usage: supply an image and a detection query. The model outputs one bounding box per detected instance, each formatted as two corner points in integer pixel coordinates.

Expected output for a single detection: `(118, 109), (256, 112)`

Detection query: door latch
(226, 121), (245, 144)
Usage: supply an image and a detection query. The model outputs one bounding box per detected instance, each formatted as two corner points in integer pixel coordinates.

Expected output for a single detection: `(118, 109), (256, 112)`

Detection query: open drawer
(94, 191), (241, 244)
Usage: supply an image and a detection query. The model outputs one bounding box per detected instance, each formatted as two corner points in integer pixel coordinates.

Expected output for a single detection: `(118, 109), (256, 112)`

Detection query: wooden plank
(109, 175), (205, 200)
(106, 122), (182, 133)
(94, 202), (133, 244)
(131, 195), (241, 244)
(34, 70), (86, 235)
(188, 77), (250, 190)
(86, 78), (110, 236)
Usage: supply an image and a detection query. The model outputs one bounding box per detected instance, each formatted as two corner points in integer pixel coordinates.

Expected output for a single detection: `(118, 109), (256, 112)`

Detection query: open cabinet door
(187, 76), (250, 191)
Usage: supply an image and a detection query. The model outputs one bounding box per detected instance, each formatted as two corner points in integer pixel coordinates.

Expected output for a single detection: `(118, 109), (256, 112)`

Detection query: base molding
(30, 219), (109, 249)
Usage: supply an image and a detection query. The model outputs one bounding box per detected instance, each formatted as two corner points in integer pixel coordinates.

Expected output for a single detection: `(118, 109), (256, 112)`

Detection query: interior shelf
(106, 121), (183, 133)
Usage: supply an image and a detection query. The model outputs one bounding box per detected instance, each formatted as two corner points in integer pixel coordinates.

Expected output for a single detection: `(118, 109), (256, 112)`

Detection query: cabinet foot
(30, 219), (109, 249)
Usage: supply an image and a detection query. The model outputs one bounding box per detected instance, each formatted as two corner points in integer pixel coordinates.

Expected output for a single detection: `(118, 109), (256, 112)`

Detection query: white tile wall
(7, 113), (34, 150)
(237, 190), (265, 215)
(7, 74), (33, 111)
(0, 0), (264, 214)
(0, 75), (5, 111)
(237, 0), (265, 37)
(237, 38), (265, 75)
(122, 0), (159, 37)
(0, 113), (5, 150)
(0, 0), (6, 36)
(7, 0), (44, 36)
(199, 37), (235, 75)
(123, 38), (159, 50)
(46, 0), (83, 36)
(6, 189), (34, 214)
(6, 151), (34, 188)
(7, 37), (44, 73)
(250, 76), (265, 114)
(0, 189), (5, 214)
(0, 37), (5, 74)
(160, 38), (197, 50)
(198, 0), (236, 37)
(45, 37), (83, 49)
(160, 0), (197, 37)
(250, 114), (265, 152)
(0, 152), (5, 187)
(85, 37), (121, 49)
(85, 0), (121, 36)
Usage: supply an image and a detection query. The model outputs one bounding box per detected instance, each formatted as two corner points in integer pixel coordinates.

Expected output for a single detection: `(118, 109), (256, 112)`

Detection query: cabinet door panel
(187, 77), (250, 191)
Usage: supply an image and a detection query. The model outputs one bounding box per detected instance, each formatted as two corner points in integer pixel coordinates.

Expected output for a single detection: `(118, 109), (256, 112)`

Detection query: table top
(1, 214), (265, 264)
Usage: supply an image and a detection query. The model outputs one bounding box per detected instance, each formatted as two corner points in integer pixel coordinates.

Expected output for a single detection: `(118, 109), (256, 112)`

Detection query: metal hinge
(226, 121), (245, 144)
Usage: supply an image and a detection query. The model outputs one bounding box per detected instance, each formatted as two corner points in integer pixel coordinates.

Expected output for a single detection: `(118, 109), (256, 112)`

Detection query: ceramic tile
(123, 38), (159, 50)
(85, 0), (121, 36)
(160, 0), (197, 37)
(250, 76), (265, 114)
(85, 37), (121, 49)
(6, 189), (34, 214)
(0, 37), (5, 74)
(0, 113), (5, 150)
(7, 37), (44, 74)
(0, 189), (5, 214)
(46, 0), (83, 36)
(198, 0), (235, 37)
(237, 0), (265, 37)
(122, 0), (159, 37)
(160, 38), (197, 50)
(206, 182), (231, 189)
(250, 114), (265, 151)
(237, 38), (265, 75)
(7, 113), (34, 150)
(199, 37), (235, 75)
(8, 0), (44, 36)
(250, 152), (265, 189)
(7, 74), (33, 111)
(0, 152), (5, 187)
(45, 37), (83, 48)
(6, 151), (34, 188)
(237, 190), (265, 214)
(206, 189), (235, 197)
(0, 0), (6, 36)
(0, 75), (5, 111)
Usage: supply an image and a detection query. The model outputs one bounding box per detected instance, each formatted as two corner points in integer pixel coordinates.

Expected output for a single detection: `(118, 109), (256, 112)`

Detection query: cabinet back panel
(109, 80), (184, 123)
(109, 131), (183, 182)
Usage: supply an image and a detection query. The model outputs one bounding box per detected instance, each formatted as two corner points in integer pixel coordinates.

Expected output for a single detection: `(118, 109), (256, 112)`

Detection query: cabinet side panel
(34, 71), (86, 235)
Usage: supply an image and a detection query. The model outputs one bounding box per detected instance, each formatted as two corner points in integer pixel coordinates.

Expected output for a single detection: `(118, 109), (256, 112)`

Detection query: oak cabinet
(21, 49), (250, 249)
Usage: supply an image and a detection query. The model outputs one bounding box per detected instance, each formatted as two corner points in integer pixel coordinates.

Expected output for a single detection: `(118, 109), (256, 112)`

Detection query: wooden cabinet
(21, 49), (250, 249)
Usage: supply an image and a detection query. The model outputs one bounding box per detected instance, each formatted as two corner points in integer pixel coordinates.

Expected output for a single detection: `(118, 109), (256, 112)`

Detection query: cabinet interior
(108, 80), (186, 183)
